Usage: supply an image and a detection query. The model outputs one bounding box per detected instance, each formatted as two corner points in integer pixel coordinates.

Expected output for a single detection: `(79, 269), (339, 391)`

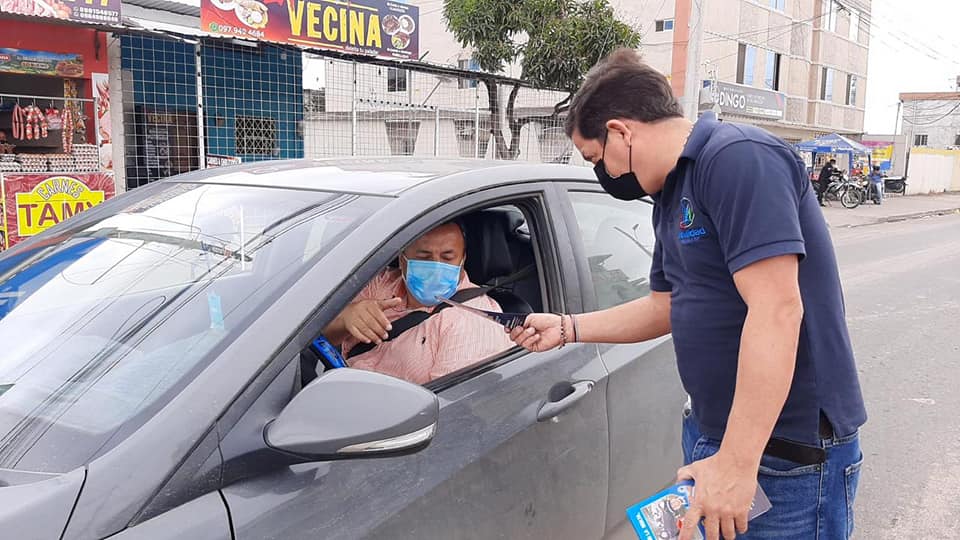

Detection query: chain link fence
(304, 55), (575, 163)
(118, 32), (579, 190)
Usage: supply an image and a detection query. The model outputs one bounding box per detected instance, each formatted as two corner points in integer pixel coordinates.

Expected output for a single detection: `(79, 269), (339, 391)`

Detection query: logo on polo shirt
(678, 197), (708, 245)
(679, 198), (696, 229)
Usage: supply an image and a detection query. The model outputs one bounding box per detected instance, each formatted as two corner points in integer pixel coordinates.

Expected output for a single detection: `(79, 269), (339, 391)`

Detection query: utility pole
(894, 100), (901, 135)
(683, 0), (707, 121)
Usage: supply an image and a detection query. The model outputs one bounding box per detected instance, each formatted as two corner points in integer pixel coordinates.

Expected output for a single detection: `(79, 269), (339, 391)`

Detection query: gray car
(0, 158), (683, 540)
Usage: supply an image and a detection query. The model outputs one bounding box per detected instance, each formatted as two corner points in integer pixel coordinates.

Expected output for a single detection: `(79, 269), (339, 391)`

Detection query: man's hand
(676, 453), (756, 540)
(340, 298), (403, 345)
(508, 313), (564, 352)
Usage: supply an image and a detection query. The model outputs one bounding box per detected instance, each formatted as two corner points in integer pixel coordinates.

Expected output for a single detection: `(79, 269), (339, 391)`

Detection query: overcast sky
(862, 0), (960, 134)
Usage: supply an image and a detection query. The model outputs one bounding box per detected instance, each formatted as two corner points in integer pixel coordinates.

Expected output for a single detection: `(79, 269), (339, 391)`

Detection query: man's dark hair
(564, 48), (684, 140)
(829, 159), (837, 164)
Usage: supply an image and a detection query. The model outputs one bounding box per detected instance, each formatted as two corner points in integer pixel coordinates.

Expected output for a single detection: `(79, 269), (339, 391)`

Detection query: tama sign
(702, 81), (785, 120)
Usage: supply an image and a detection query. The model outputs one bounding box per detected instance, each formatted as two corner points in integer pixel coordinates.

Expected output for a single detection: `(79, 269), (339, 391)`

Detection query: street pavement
(826, 209), (960, 538)
(822, 191), (960, 229)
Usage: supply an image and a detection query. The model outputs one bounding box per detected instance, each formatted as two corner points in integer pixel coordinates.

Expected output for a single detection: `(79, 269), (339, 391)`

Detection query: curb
(844, 207), (960, 228)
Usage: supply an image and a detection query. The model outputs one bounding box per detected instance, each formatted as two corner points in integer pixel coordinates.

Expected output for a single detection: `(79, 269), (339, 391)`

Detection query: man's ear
(605, 119), (632, 142)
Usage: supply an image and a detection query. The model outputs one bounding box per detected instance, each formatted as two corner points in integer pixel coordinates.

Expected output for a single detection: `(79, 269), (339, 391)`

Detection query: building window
(458, 58), (480, 89)
(954, 133), (960, 146)
(655, 19), (674, 32)
(849, 10), (860, 41)
(768, 0), (785, 10)
(764, 51), (781, 91)
(304, 88), (325, 115)
(236, 116), (278, 156)
(825, 0), (838, 32)
(914, 134), (928, 146)
(387, 67), (408, 93)
(737, 44), (757, 85)
(385, 120), (419, 155)
(820, 67), (834, 101)
(845, 74), (857, 106)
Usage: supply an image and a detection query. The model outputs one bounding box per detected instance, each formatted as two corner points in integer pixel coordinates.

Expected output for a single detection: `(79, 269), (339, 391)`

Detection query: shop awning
(795, 133), (871, 156)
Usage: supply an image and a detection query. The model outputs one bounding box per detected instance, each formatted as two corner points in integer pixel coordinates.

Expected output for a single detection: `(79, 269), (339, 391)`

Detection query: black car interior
(301, 206), (543, 385)
(459, 207), (542, 314)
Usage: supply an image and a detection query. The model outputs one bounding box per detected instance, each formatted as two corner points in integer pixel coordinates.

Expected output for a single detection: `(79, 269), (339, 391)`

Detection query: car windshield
(0, 181), (385, 472)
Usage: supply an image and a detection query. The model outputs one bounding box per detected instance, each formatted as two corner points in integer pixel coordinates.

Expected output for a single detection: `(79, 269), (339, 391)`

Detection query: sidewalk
(822, 192), (960, 228)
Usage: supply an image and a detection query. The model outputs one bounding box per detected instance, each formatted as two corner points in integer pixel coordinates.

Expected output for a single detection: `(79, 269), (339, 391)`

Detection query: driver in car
(323, 221), (515, 385)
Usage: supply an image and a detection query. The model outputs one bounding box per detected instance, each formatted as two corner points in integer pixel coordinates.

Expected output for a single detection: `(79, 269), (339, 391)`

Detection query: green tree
(443, 0), (641, 159)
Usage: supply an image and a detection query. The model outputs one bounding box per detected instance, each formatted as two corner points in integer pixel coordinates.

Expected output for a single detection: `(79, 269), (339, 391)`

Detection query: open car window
(309, 203), (548, 389)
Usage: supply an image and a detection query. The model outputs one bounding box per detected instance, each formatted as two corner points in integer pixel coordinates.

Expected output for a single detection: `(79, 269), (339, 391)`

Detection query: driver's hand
(342, 298), (402, 345)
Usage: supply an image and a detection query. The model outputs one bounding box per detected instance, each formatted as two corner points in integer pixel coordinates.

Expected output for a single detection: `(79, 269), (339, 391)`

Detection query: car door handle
(537, 381), (595, 422)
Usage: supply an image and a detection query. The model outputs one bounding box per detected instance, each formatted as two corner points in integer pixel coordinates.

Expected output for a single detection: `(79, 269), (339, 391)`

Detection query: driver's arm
(322, 270), (401, 347)
(323, 297), (401, 347)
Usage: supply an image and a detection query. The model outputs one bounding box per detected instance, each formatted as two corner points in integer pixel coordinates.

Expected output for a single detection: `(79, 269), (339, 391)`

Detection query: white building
(899, 92), (960, 150)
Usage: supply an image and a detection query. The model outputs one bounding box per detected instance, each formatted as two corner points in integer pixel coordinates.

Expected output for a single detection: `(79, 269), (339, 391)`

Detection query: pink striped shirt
(343, 268), (515, 385)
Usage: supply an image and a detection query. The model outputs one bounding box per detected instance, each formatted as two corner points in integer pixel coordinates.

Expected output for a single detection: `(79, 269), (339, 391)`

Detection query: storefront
(0, 5), (121, 250)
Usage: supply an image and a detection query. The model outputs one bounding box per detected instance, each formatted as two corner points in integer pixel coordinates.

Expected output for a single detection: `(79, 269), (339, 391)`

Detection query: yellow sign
(286, 1), (382, 47)
(871, 144), (893, 162)
(15, 176), (105, 237)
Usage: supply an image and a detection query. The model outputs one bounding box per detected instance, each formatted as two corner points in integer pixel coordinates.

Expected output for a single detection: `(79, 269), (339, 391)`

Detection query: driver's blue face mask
(401, 255), (463, 306)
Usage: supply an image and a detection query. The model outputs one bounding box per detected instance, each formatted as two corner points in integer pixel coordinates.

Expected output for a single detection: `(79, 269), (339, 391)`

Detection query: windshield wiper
(77, 228), (253, 262)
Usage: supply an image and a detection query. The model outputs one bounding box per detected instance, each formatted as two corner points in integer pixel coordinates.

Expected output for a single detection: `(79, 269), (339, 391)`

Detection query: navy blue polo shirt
(650, 112), (867, 445)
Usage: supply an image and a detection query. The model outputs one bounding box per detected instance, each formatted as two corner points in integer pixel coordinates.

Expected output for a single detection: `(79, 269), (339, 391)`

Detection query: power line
(901, 101), (960, 126)
(696, 12), (829, 80)
(836, 0), (960, 67)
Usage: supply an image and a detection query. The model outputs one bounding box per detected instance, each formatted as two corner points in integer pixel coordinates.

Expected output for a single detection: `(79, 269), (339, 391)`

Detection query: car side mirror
(264, 368), (439, 460)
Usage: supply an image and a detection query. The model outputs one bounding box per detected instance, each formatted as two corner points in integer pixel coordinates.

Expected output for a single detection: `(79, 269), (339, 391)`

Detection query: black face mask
(595, 135), (647, 201)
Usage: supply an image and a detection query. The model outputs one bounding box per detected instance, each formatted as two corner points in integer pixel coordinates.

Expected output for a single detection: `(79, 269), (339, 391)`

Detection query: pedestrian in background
(869, 164), (884, 204)
(509, 48), (866, 540)
(817, 158), (837, 206)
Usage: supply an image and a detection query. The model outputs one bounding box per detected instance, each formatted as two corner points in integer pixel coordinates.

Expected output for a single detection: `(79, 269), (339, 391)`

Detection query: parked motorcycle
(884, 175), (907, 195)
(821, 170), (862, 209)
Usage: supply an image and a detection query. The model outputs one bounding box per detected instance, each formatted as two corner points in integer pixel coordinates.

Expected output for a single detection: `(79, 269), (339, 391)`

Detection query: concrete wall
(905, 148), (960, 194)
(612, 0), (676, 77)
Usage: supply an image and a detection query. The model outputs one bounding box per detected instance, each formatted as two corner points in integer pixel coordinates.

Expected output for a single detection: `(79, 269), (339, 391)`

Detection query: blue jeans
(682, 409), (863, 539)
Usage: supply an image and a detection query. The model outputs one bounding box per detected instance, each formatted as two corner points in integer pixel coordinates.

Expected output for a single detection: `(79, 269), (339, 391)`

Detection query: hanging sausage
(12, 103), (22, 140)
(61, 106), (74, 153)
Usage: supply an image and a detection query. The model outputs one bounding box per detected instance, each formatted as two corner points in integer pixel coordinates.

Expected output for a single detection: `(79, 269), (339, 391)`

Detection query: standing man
(868, 164), (884, 204)
(816, 158), (837, 206)
(509, 49), (866, 540)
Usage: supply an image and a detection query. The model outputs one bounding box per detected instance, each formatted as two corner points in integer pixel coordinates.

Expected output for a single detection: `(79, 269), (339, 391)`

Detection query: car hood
(0, 467), (85, 538)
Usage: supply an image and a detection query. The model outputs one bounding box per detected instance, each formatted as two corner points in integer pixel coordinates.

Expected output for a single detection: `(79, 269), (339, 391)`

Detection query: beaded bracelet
(558, 314), (567, 348)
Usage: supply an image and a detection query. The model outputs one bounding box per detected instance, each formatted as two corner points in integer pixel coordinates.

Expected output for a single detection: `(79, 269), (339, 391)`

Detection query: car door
(556, 185), (686, 540)
(220, 184), (612, 540)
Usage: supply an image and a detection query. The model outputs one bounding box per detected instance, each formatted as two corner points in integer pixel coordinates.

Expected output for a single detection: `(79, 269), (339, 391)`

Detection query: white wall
(905, 148), (960, 194)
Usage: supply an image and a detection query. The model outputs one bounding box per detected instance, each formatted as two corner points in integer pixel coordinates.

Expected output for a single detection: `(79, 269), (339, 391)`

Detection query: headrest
(460, 209), (524, 285)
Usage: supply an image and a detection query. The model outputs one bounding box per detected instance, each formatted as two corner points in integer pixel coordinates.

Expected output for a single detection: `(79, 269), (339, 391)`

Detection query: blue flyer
(626, 481), (771, 540)
(627, 481), (702, 540)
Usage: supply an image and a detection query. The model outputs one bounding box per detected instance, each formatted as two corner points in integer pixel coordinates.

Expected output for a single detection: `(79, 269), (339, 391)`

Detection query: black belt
(762, 414), (833, 466)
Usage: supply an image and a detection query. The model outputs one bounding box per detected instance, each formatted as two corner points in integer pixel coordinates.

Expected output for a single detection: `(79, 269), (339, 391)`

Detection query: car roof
(160, 157), (597, 196)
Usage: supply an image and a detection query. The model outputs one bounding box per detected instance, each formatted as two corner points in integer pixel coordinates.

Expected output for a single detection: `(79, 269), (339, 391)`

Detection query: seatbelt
(347, 264), (534, 359)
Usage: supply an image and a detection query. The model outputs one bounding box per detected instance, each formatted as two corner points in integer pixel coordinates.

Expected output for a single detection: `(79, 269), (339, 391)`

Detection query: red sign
(200, 0), (420, 61)
(2, 172), (115, 248)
